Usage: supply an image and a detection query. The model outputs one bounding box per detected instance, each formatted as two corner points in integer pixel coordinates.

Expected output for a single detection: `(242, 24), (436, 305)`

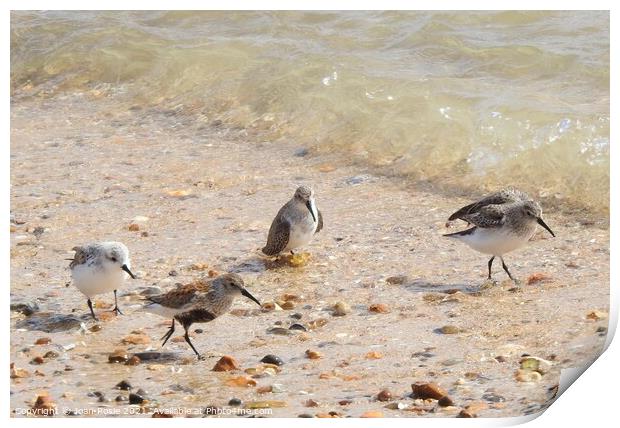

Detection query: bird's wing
(262, 214), (291, 255)
(69, 245), (90, 268)
(147, 282), (209, 309)
(460, 204), (506, 229)
(448, 189), (526, 221)
(316, 210), (324, 234)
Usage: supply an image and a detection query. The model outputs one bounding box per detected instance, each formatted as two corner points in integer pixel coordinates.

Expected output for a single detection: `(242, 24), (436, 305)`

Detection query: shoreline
(10, 94), (609, 417)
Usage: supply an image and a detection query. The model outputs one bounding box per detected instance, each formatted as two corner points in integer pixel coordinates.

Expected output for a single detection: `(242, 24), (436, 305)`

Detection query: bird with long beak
(262, 185), (323, 256)
(143, 273), (261, 359)
(443, 188), (555, 282)
(68, 241), (137, 320)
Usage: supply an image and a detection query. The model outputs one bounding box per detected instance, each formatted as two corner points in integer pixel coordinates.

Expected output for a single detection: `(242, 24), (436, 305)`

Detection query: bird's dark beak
(241, 289), (261, 306)
(121, 264), (137, 279)
(537, 217), (555, 237)
(305, 200), (317, 222)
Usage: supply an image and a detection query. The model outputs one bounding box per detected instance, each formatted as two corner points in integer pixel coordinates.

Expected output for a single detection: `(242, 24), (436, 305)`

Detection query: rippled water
(10, 11), (610, 215)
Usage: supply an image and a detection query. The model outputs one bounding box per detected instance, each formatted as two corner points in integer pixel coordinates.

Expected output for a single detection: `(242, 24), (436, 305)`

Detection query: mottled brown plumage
(263, 186), (323, 256)
(144, 273), (261, 359)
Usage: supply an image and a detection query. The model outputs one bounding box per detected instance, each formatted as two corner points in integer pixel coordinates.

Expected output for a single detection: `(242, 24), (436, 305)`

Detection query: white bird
(444, 188), (555, 282)
(68, 241), (136, 320)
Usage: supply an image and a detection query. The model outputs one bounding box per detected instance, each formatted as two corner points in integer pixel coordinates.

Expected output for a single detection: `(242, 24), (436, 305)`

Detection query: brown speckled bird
(262, 185), (323, 256)
(143, 273), (261, 359)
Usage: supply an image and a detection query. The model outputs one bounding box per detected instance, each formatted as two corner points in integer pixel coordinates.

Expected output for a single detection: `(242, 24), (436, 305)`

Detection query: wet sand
(10, 94), (609, 418)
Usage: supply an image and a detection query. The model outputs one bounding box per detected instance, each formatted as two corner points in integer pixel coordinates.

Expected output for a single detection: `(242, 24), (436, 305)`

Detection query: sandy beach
(10, 93), (609, 418)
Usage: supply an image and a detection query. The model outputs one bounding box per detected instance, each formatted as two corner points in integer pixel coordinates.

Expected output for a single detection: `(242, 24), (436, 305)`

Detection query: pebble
(365, 351), (383, 359)
(212, 355), (239, 372)
(587, 310), (608, 321)
(305, 399), (319, 407)
(267, 327), (292, 336)
(377, 389), (392, 402)
(332, 301), (351, 316)
(126, 356), (141, 366)
(260, 355), (284, 366)
(520, 356), (553, 374)
(228, 398), (242, 406)
(290, 313), (303, 320)
(515, 369), (543, 382)
(411, 382), (448, 400)
(293, 148), (309, 157)
(35, 337), (52, 345)
(116, 380), (132, 390)
(438, 396), (455, 407)
(31, 393), (56, 416)
(386, 275), (408, 285)
(305, 349), (322, 360)
(225, 376), (257, 387)
(128, 223), (140, 231)
(89, 325), (102, 332)
(280, 301), (296, 310)
(308, 318), (328, 329)
(10, 365), (30, 378)
(298, 413), (314, 418)
(10, 301), (39, 316)
(369, 303), (390, 314)
(108, 349), (130, 364)
(438, 325), (462, 334)
(526, 273), (553, 285)
(360, 411), (383, 418)
(129, 393), (145, 405)
(246, 400), (288, 409)
(115, 395), (126, 402)
(289, 323), (307, 331)
(458, 401), (488, 418)
(30, 356), (45, 365)
(121, 333), (151, 345)
(482, 392), (506, 403)
(43, 351), (59, 359)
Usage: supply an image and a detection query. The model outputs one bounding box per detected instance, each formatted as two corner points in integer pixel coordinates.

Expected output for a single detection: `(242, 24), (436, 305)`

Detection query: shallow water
(10, 11), (610, 215)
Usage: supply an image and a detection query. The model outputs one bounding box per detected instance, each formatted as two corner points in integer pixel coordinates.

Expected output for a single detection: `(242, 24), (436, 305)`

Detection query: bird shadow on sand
(400, 278), (482, 295)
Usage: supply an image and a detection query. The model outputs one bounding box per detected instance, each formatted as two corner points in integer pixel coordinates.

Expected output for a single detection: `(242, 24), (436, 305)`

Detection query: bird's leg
(500, 257), (517, 282)
(160, 319), (175, 347)
(109, 290), (123, 315)
(183, 324), (203, 360)
(487, 256), (495, 279)
(290, 250), (295, 256)
(87, 298), (98, 321)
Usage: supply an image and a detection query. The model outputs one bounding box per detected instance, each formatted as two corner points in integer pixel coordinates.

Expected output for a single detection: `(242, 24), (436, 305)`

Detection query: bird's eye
(110, 257), (117, 263)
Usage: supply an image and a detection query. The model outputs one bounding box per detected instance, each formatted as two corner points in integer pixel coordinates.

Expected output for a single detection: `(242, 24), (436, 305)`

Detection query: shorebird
(68, 242), (136, 320)
(262, 185), (323, 256)
(143, 273), (261, 359)
(443, 188), (555, 282)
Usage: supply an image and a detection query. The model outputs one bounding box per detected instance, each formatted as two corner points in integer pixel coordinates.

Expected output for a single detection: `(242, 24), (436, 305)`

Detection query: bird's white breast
(458, 228), (534, 256)
(71, 264), (127, 298)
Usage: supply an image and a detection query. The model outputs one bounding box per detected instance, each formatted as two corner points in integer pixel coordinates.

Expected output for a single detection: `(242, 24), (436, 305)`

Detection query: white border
(4, 2), (615, 427)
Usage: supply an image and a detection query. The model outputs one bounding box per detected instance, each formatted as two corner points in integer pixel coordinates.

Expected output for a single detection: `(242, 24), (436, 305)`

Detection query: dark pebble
(260, 355), (284, 366)
(482, 393), (506, 403)
(596, 326), (607, 333)
(294, 148), (309, 157)
(290, 313), (303, 320)
(128, 393), (144, 405)
(168, 270), (178, 277)
(203, 405), (219, 416)
(136, 388), (148, 397)
(298, 414), (314, 418)
(228, 398), (242, 406)
(115, 395), (127, 402)
(195, 329), (204, 334)
(438, 396), (455, 407)
(43, 351), (59, 359)
(116, 380), (132, 391)
(289, 323), (307, 331)
(10, 302), (39, 316)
